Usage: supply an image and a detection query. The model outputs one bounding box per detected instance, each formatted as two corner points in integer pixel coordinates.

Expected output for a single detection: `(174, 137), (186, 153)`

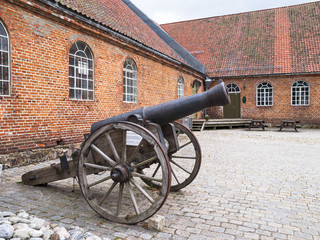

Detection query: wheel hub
(111, 164), (130, 182)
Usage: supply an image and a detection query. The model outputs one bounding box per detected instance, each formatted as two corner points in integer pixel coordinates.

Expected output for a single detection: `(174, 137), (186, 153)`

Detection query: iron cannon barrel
(91, 81), (230, 133)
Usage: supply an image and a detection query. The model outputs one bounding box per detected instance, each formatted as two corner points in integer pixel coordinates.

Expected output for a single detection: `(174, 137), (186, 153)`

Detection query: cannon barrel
(91, 81), (230, 133)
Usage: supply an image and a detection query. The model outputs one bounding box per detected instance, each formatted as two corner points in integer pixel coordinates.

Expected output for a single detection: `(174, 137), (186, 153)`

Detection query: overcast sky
(130, 0), (317, 24)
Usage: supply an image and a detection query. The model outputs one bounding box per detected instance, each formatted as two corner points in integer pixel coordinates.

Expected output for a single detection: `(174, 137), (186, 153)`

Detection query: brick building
(0, 0), (206, 155)
(162, 2), (320, 126)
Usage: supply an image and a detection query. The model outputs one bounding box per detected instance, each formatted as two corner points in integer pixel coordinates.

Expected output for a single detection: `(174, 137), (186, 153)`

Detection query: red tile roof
(54, 0), (188, 67)
(162, 2), (320, 77)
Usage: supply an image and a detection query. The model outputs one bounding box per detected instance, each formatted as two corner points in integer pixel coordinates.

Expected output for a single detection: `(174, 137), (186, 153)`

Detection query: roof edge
(122, 0), (206, 74)
(161, 1), (316, 27)
(34, 0), (193, 67)
(210, 71), (320, 79)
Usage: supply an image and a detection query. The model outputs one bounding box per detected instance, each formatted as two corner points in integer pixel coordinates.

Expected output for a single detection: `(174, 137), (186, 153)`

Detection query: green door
(223, 93), (241, 118)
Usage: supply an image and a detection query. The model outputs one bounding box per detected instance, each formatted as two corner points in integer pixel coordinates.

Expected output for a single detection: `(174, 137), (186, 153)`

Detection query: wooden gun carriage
(22, 82), (230, 224)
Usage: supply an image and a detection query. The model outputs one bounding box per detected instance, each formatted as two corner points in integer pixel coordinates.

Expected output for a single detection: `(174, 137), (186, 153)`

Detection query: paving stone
(1, 129), (320, 239)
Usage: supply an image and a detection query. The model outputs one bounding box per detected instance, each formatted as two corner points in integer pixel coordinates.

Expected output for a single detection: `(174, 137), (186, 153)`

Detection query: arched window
(0, 21), (10, 96)
(178, 76), (184, 98)
(69, 41), (94, 100)
(123, 58), (137, 103)
(257, 82), (273, 106)
(291, 81), (310, 106)
(226, 83), (240, 93)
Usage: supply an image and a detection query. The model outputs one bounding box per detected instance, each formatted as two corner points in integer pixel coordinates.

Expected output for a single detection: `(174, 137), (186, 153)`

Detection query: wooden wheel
(169, 122), (201, 191)
(78, 122), (171, 224)
(142, 122), (201, 192)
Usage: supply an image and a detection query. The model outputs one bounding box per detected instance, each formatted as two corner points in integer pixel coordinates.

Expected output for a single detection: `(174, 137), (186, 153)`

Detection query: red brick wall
(0, 0), (204, 154)
(208, 75), (320, 126)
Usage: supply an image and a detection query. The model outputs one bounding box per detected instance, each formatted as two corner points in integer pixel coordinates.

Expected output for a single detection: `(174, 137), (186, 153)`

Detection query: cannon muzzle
(91, 81), (230, 132)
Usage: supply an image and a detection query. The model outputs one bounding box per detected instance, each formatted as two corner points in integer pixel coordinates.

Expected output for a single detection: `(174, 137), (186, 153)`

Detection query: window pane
(69, 44), (77, 54)
(69, 56), (75, 66)
(69, 89), (74, 99)
(77, 41), (86, 51)
(75, 66), (80, 78)
(0, 37), (8, 51)
(88, 81), (93, 90)
(0, 52), (8, 65)
(82, 80), (87, 89)
(3, 52), (8, 65)
(3, 82), (9, 95)
(86, 49), (93, 59)
(3, 67), (8, 80)
(69, 66), (74, 76)
(82, 90), (87, 100)
(88, 70), (93, 80)
(69, 77), (74, 88)
(76, 78), (81, 88)
(76, 90), (81, 99)
(88, 91), (93, 100)
(0, 25), (6, 36)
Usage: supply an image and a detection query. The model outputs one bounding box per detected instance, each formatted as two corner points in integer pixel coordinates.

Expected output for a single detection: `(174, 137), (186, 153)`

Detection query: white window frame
(69, 41), (94, 101)
(123, 58), (138, 103)
(256, 82), (273, 106)
(178, 76), (184, 98)
(291, 81), (310, 106)
(0, 21), (10, 96)
(226, 83), (240, 93)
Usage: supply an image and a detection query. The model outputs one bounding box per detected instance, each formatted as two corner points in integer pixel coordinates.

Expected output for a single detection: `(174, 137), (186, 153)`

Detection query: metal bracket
(161, 123), (179, 154)
(60, 155), (69, 170)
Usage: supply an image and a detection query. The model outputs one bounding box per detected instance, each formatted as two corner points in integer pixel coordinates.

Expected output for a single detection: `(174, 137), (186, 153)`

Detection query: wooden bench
(247, 120), (268, 131)
(277, 120), (301, 132)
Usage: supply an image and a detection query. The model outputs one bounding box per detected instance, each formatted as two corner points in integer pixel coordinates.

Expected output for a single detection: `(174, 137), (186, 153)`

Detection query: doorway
(223, 83), (241, 118)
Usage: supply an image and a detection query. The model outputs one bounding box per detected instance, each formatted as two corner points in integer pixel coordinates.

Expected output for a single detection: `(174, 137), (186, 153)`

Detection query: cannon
(22, 81), (230, 224)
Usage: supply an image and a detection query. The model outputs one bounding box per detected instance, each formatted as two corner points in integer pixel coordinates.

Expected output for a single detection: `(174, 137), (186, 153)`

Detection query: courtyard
(1, 128), (320, 239)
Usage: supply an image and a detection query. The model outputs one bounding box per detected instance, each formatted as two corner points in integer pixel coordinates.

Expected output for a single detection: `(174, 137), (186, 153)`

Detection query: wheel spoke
(152, 163), (161, 177)
(88, 176), (112, 188)
(130, 179), (155, 203)
(91, 144), (116, 167)
(170, 159), (192, 175)
(126, 182), (140, 215)
(132, 172), (162, 182)
(130, 156), (158, 170)
(98, 181), (118, 205)
(171, 167), (181, 185)
(105, 133), (121, 163)
(126, 140), (143, 165)
(84, 163), (112, 171)
(121, 130), (127, 163)
(117, 183), (124, 216)
(171, 155), (196, 159)
(179, 140), (192, 149)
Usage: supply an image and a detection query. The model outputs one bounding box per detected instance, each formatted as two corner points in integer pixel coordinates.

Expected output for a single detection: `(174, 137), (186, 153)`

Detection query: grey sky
(130, 0), (317, 24)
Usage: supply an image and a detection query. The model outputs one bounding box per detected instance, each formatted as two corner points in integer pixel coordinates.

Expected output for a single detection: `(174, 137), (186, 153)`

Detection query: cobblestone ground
(1, 128), (320, 240)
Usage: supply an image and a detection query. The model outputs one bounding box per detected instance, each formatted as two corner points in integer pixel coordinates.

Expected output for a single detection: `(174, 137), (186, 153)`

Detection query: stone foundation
(0, 143), (81, 169)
